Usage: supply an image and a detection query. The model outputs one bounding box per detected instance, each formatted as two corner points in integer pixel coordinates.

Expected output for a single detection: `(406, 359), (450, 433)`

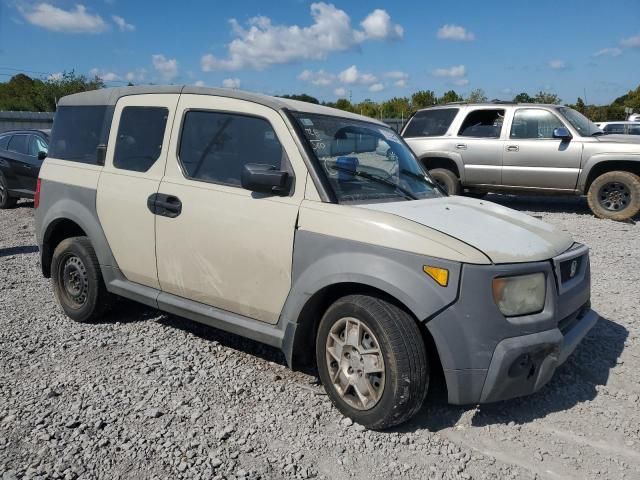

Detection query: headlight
(492, 273), (546, 317)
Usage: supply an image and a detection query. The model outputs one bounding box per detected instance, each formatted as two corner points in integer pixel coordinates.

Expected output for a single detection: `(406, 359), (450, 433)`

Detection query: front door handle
(147, 193), (182, 218)
(455, 144), (467, 150)
(506, 145), (519, 152)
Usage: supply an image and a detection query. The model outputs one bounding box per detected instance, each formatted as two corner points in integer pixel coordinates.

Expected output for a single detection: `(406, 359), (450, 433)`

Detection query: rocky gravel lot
(1, 195), (639, 480)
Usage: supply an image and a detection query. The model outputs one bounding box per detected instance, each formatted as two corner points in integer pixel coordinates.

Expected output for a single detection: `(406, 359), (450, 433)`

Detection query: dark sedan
(0, 129), (49, 208)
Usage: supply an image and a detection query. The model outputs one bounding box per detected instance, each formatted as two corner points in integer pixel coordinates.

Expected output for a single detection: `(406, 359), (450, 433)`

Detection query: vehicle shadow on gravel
(0, 245), (39, 257)
(484, 193), (596, 216)
(401, 315), (628, 433)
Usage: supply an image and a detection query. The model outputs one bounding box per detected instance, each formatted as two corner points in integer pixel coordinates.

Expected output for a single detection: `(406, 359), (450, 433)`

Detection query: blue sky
(1, 0), (639, 104)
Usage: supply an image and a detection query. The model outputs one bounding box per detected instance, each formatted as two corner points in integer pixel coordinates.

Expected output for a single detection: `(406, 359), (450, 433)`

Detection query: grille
(559, 255), (584, 284)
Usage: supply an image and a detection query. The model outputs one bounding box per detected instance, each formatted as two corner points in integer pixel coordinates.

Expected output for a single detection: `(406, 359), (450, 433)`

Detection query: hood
(595, 134), (640, 145)
(359, 196), (573, 264)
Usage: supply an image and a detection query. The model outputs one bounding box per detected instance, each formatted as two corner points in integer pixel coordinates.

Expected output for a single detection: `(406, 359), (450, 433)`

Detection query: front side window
(557, 107), (600, 136)
(603, 124), (625, 134)
(114, 107), (168, 172)
(510, 109), (566, 139)
(178, 111), (285, 187)
(32, 136), (48, 155)
(628, 124), (640, 135)
(8, 135), (29, 155)
(293, 113), (443, 204)
(0, 135), (9, 150)
(48, 106), (110, 164)
(458, 109), (505, 138)
(403, 108), (458, 138)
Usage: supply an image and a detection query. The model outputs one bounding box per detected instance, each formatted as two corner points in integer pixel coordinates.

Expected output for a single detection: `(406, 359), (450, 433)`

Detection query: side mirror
(37, 151), (47, 160)
(241, 163), (289, 195)
(553, 127), (572, 140)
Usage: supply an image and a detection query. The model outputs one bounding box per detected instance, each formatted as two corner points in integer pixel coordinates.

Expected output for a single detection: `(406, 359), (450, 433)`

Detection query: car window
(113, 107), (168, 172)
(602, 124), (626, 134)
(33, 136), (48, 155)
(510, 109), (566, 139)
(458, 109), (504, 138)
(403, 108), (458, 138)
(178, 110), (285, 187)
(48, 106), (110, 164)
(628, 124), (640, 135)
(0, 135), (9, 150)
(7, 135), (29, 155)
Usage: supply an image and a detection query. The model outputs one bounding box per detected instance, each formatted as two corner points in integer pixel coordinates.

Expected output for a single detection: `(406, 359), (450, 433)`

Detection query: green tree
(512, 92), (534, 103)
(334, 98), (353, 112)
(533, 91), (561, 104)
(380, 97), (411, 118)
(438, 90), (462, 104)
(575, 97), (586, 113)
(354, 99), (378, 118)
(411, 90), (436, 109)
(466, 88), (488, 103)
(279, 93), (319, 104)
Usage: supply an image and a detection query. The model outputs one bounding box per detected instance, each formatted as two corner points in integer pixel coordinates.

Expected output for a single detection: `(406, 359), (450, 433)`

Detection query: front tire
(428, 168), (460, 195)
(51, 237), (114, 323)
(316, 295), (429, 430)
(0, 174), (17, 209)
(587, 171), (640, 221)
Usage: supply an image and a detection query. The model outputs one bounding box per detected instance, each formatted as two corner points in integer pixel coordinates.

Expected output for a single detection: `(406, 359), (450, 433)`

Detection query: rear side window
(178, 110), (284, 187)
(603, 124), (625, 134)
(114, 107), (168, 172)
(8, 135), (29, 154)
(458, 109), (505, 138)
(629, 124), (640, 135)
(49, 106), (110, 164)
(403, 109), (457, 138)
(0, 135), (10, 150)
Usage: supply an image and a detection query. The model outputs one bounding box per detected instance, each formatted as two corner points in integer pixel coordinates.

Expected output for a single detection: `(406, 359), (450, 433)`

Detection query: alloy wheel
(598, 181), (631, 211)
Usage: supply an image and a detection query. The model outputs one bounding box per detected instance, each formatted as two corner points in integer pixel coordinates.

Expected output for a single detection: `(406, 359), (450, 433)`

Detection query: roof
(415, 102), (564, 112)
(0, 128), (51, 136)
(58, 85), (387, 126)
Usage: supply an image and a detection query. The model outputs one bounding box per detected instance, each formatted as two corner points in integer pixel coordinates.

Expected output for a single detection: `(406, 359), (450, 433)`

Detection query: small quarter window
(403, 108), (458, 138)
(114, 106), (168, 172)
(510, 109), (566, 139)
(458, 109), (505, 138)
(178, 111), (284, 187)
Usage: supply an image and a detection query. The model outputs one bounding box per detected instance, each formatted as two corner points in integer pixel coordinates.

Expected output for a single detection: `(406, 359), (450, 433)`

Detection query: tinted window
(0, 135), (9, 150)
(458, 109), (504, 138)
(8, 135), (29, 154)
(603, 124), (626, 134)
(403, 109), (457, 138)
(179, 111), (284, 186)
(33, 136), (48, 155)
(628, 124), (640, 135)
(510, 109), (566, 139)
(114, 107), (168, 172)
(49, 106), (110, 164)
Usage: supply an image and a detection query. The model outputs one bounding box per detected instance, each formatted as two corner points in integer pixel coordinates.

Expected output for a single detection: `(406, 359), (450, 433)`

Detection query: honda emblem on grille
(569, 259), (578, 278)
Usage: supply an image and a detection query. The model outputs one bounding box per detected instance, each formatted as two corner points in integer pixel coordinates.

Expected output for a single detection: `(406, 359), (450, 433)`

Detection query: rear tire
(428, 168), (460, 195)
(0, 174), (17, 209)
(316, 294), (429, 430)
(587, 171), (640, 221)
(51, 237), (114, 323)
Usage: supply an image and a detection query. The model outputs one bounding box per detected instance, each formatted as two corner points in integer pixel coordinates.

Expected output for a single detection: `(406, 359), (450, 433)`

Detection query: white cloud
(112, 15), (134, 32)
(620, 33), (640, 48)
(358, 9), (403, 40)
(200, 2), (403, 71)
(384, 71), (409, 87)
(338, 65), (376, 85)
(125, 69), (146, 82)
(222, 78), (241, 89)
(593, 47), (623, 57)
(152, 54), (178, 81)
(369, 83), (384, 92)
(548, 59), (567, 70)
(432, 65), (466, 78)
(194, 80), (206, 87)
(437, 24), (475, 41)
(47, 72), (63, 81)
(298, 69), (336, 86)
(89, 68), (120, 82)
(21, 3), (107, 33)
(453, 78), (469, 86)
(334, 87), (347, 97)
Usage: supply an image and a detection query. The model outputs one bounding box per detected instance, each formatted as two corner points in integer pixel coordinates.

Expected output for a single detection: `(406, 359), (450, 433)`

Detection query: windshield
(557, 107), (601, 136)
(293, 113), (443, 203)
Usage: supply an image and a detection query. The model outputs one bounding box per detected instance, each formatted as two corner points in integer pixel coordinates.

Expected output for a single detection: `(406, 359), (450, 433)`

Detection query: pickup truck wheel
(316, 294), (429, 430)
(0, 174), (17, 209)
(587, 171), (640, 221)
(428, 168), (460, 195)
(51, 237), (114, 323)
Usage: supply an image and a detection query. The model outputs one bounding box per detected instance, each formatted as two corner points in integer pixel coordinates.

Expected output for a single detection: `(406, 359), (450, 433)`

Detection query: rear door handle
(147, 193), (182, 218)
(455, 144), (467, 150)
(506, 145), (519, 152)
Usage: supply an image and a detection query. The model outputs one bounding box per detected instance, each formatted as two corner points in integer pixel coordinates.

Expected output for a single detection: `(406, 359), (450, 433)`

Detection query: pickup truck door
(154, 95), (305, 324)
(502, 108), (582, 190)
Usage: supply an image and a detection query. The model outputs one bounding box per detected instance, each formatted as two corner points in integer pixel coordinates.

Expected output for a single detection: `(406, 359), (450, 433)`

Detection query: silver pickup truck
(401, 103), (640, 221)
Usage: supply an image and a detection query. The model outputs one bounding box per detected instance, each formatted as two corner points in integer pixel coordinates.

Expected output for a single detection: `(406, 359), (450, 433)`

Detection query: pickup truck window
(178, 110), (284, 187)
(458, 109), (504, 138)
(114, 106), (168, 172)
(510, 109), (565, 139)
(293, 113), (442, 203)
(403, 108), (457, 138)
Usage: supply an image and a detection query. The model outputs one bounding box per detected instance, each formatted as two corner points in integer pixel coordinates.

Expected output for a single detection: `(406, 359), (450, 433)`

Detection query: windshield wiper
(330, 165), (418, 200)
(399, 169), (447, 195)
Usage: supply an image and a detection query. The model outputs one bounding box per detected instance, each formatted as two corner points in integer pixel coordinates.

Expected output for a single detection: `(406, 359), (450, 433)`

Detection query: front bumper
(426, 244), (596, 405)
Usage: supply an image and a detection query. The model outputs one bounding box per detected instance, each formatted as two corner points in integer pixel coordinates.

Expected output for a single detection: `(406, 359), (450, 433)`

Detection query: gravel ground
(1, 195), (639, 480)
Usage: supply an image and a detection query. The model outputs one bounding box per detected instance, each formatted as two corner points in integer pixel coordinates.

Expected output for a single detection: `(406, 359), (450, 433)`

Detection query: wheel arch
(419, 154), (464, 182)
(581, 158), (640, 193)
